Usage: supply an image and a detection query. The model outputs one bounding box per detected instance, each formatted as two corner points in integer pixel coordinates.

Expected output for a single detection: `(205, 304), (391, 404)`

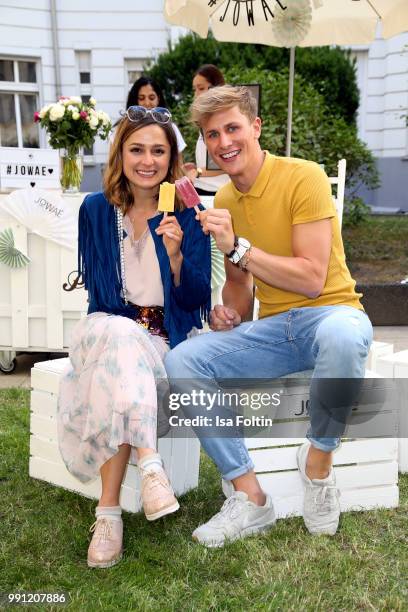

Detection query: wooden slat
(45, 240), (63, 349)
(272, 486), (399, 519)
(31, 389), (57, 418)
(29, 456), (142, 513)
(257, 462), (398, 499)
(249, 438), (398, 473)
(10, 222), (29, 347)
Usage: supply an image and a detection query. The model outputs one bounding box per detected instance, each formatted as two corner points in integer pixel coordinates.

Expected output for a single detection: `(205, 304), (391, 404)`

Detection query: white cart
(0, 191), (87, 372)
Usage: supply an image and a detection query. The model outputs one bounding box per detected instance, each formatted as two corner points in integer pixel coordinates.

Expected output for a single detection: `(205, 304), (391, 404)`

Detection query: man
(165, 85), (372, 547)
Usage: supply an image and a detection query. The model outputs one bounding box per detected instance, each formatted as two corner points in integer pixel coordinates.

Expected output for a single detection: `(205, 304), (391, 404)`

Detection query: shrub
(147, 33), (359, 124)
(171, 66), (379, 197)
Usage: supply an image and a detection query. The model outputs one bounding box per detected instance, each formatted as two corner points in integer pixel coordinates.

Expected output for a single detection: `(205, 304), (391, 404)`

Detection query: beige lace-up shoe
(140, 466), (180, 521)
(87, 517), (123, 568)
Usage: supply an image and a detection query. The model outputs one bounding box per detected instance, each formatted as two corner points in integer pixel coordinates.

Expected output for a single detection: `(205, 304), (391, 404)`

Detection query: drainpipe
(50, 0), (62, 98)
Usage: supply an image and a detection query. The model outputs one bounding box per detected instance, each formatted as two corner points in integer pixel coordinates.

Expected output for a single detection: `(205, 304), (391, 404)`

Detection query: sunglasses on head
(123, 106), (172, 124)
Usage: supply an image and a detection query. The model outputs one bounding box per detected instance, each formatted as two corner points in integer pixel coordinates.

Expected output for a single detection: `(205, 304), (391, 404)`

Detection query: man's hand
(197, 209), (235, 255)
(209, 304), (241, 331)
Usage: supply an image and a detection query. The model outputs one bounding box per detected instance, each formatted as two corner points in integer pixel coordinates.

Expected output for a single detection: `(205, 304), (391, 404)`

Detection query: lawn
(0, 388), (407, 611)
(343, 215), (408, 284)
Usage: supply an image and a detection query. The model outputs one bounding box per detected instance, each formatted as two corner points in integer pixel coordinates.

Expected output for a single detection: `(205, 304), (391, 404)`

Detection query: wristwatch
(196, 167), (203, 178)
(227, 236), (251, 265)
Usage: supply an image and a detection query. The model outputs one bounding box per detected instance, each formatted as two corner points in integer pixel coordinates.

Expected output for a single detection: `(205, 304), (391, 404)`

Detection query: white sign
(0, 147), (60, 191)
(0, 188), (77, 250)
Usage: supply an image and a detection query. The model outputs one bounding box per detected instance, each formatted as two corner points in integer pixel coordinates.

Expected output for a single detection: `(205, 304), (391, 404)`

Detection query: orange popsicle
(158, 182), (175, 216)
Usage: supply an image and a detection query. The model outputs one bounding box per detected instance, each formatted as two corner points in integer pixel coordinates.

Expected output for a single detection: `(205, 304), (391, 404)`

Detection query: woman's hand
(209, 304), (241, 331)
(155, 215), (184, 258)
(155, 216), (184, 286)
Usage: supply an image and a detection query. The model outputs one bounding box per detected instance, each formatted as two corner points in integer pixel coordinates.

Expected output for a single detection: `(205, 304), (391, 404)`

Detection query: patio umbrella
(164, 0), (408, 155)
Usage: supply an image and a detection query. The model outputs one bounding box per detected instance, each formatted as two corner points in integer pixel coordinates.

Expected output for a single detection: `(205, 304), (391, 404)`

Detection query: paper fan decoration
(272, 0), (312, 47)
(211, 236), (225, 291)
(0, 228), (31, 268)
(0, 188), (77, 250)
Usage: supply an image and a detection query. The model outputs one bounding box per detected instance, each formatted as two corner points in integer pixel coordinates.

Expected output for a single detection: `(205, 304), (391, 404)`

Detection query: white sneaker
(192, 491), (276, 548)
(297, 441), (341, 536)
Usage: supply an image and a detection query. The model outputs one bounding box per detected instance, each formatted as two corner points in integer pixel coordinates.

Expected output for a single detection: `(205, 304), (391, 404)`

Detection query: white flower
(89, 97), (97, 106)
(67, 105), (76, 112)
(39, 104), (52, 119)
(97, 110), (111, 126)
(72, 111), (80, 120)
(89, 115), (99, 129)
(49, 103), (65, 121)
(62, 98), (71, 106)
(69, 96), (82, 105)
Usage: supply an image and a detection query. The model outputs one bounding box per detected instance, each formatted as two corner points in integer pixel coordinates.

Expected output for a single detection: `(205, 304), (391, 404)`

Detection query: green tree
(146, 33), (359, 124)
(171, 67), (379, 200)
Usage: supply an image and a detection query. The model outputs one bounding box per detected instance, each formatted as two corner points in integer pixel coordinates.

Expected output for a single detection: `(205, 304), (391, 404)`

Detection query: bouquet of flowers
(34, 96), (112, 191)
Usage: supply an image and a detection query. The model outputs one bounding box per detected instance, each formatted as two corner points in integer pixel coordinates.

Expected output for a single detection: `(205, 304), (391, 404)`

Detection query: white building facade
(1, 1), (407, 209)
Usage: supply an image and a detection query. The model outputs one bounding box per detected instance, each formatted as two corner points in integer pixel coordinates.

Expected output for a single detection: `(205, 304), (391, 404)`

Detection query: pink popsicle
(175, 176), (201, 214)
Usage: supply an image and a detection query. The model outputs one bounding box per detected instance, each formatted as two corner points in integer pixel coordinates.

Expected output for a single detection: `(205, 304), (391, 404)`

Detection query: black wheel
(0, 357), (16, 374)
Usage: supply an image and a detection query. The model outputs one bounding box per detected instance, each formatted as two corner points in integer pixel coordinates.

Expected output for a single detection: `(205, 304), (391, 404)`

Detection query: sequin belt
(129, 303), (168, 341)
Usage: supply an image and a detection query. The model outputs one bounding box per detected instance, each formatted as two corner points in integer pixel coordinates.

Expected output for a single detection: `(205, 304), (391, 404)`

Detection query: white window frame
(124, 58), (149, 102)
(0, 56), (41, 148)
(75, 50), (94, 164)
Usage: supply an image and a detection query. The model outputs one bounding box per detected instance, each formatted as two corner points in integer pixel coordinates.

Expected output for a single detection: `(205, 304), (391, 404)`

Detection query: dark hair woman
(126, 76), (186, 154)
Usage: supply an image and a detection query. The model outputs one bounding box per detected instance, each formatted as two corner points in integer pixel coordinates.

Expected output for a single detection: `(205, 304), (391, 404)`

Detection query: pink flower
(80, 111), (88, 119)
(33, 112), (40, 122)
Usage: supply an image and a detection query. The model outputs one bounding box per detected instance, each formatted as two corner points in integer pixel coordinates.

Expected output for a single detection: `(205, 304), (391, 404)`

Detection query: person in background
(184, 64), (229, 198)
(58, 107), (211, 568)
(126, 76), (187, 155)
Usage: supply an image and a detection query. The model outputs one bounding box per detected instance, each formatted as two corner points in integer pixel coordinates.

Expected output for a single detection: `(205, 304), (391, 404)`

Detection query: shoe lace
(89, 518), (113, 542)
(209, 495), (247, 525)
(141, 468), (167, 492)
(314, 484), (340, 514)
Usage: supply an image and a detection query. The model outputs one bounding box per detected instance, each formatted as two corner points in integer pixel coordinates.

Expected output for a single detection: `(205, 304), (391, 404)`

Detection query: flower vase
(59, 147), (83, 193)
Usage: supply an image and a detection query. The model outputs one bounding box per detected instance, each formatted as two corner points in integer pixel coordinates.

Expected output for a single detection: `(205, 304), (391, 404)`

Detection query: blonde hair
(104, 116), (184, 213)
(190, 85), (258, 128)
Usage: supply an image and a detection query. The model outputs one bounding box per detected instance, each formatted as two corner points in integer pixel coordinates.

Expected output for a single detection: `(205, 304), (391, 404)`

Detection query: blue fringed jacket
(78, 192), (211, 348)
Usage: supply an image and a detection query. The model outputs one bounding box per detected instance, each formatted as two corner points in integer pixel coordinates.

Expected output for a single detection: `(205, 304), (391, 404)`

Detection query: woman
(126, 76), (186, 154)
(184, 65), (229, 198)
(57, 106), (211, 569)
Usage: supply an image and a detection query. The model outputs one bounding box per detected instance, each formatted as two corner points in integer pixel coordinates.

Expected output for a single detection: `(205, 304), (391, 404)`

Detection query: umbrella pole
(285, 46), (295, 157)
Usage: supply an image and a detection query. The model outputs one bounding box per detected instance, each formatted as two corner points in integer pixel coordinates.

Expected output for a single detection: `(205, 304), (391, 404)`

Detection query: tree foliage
(171, 67), (379, 198)
(146, 33), (359, 124)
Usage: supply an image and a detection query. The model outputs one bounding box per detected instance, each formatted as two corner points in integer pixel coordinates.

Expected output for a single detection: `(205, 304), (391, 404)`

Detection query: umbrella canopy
(164, 0), (408, 154)
(165, 0), (408, 46)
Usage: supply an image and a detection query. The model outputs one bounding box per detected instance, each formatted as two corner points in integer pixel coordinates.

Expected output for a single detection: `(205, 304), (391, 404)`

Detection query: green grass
(1, 388), (407, 611)
(343, 216), (408, 284)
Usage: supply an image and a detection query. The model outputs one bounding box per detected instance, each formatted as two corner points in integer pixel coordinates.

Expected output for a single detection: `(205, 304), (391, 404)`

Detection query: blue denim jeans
(164, 305), (373, 480)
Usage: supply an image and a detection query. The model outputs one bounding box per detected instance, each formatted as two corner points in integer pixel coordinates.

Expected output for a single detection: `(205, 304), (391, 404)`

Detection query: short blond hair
(190, 85), (258, 128)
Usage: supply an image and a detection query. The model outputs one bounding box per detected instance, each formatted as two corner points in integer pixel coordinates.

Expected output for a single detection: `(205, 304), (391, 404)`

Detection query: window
(77, 51), (91, 86)
(75, 52), (94, 158)
(125, 58), (148, 93)
(0, 58), (40, 148)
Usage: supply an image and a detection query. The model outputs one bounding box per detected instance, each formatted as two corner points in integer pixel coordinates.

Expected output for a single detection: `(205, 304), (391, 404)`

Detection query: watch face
(238, 237), (250, 249)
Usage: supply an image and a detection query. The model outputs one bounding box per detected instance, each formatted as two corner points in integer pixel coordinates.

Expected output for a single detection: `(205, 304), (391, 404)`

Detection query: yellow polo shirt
(214, 153), (363, 318)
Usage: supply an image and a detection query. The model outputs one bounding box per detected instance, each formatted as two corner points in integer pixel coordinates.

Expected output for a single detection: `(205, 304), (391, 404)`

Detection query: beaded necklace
(115, 207), (128, 305)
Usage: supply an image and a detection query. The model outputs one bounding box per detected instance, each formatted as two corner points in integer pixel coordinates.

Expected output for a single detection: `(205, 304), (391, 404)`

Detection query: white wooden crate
(376, 349), (408, 473)
(0, 193), (87, 354)
(29, 358), (200, 513)
(223, 369), (400, 518)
